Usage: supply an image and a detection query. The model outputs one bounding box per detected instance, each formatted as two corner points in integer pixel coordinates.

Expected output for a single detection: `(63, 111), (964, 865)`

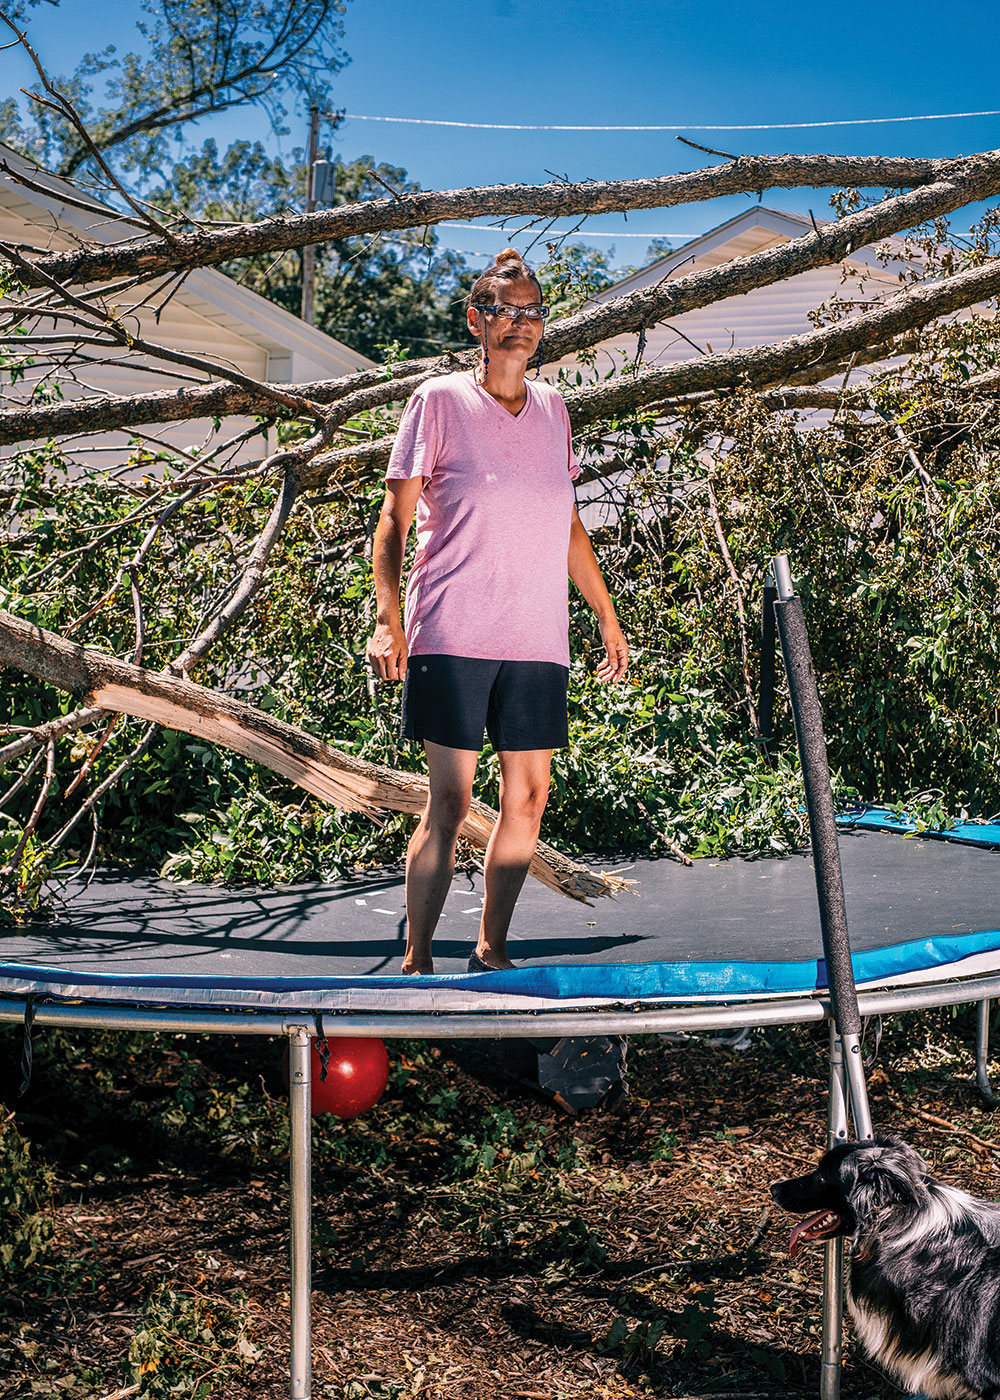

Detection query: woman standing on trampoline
(367, 248), (628, 974)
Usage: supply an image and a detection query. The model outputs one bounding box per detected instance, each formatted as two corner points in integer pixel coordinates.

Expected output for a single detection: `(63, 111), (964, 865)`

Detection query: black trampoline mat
(2, 829), (999, 983)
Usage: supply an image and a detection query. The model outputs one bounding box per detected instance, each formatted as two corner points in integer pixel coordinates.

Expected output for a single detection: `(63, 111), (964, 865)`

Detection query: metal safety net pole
(770, 555), (873, 1143)
(288, 1025), (313, 1400)
(820, 1025), (848, 1400)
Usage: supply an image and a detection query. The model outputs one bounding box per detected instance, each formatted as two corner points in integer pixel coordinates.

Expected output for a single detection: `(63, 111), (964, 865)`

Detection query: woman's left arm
(568, 506), (629, 682)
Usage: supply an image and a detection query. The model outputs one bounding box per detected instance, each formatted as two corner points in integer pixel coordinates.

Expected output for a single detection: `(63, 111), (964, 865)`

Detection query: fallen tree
(0, 610), (627, 902)
(5, 144), (1000, 445)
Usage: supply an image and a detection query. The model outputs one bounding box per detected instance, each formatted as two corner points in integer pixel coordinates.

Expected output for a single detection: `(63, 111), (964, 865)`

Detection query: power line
(380, 227), (683, 254)
(344, 108), (1000, 132)
(446, 222), (688, 239)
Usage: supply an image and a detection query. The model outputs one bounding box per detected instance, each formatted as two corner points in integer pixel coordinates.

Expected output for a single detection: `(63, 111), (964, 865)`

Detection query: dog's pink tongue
(788, 1211), (832, 1258)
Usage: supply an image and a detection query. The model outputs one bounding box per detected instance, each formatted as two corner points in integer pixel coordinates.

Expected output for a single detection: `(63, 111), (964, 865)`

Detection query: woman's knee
(500, 781), (550, 828)
(424, 785), (473, 836)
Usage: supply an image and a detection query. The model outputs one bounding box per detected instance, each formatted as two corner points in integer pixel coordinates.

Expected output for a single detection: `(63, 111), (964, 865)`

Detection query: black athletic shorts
(401, 654), (570, 752)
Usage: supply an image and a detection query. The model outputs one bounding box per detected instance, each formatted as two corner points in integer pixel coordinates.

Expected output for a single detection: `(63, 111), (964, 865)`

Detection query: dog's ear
(841, 1137), (927, 1216)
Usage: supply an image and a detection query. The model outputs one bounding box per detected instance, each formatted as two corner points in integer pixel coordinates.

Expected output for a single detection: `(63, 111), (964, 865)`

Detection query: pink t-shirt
(385, 371), (580, 666)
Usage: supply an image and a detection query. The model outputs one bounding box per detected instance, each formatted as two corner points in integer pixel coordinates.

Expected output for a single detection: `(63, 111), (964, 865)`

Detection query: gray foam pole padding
(758, 583), (777, 751)
(774, 595), (861, 1038)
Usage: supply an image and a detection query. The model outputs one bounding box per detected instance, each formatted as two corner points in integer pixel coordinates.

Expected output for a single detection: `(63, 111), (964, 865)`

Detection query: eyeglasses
(474, 302), (550, 321)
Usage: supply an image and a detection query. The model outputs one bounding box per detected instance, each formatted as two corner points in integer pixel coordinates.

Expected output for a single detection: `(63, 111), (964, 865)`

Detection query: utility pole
(300, 105), (320, 324)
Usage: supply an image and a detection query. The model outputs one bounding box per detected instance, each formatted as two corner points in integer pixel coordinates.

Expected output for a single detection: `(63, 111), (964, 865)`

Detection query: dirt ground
(3, 1008), (999, 1400)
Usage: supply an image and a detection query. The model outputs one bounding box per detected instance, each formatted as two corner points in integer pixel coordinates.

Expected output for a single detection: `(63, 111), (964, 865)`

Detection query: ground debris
(1, 1012), (990, 1398)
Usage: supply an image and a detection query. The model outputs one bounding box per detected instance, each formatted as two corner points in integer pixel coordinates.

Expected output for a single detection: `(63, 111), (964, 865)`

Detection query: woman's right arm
(367, 475), (424, 681)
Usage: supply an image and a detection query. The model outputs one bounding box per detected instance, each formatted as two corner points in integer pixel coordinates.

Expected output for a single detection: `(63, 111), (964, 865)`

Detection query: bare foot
(401, 958), (433, 975)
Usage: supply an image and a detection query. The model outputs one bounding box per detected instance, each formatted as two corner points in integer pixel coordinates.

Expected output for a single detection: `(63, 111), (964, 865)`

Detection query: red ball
(284, 1037), (390, 1119)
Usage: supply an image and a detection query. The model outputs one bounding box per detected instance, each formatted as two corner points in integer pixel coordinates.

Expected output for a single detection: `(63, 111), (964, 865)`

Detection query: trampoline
(5, 821), (1000, 1400)
(3, 820), (1000, 1019)
(4, 561), (1000, 1400)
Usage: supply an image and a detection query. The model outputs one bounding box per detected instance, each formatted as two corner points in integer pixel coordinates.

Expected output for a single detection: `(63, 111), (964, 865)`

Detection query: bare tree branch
(0, 708), (108, 768)
(168, 460), (300, 675)
(0, 157), (150, 232)
(0, 11), (180, 243)
(9, 150), (995, 290)
(0, 737), (54, 879)
(0, 0), (346, 181)
(706, 480), (757, 728)
(0, 746), (46, 814)
(292, 264), (1000, 490)
(0, 237), (326, 421)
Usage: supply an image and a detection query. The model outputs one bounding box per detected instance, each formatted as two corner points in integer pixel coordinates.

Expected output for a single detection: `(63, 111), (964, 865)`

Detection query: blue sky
(6, 0), (1000, 272)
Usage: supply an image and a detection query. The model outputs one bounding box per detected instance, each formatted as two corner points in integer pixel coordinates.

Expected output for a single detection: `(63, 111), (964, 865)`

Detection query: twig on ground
(890, 1100), (1000, 1158)
(615, 1208), (771, 1285)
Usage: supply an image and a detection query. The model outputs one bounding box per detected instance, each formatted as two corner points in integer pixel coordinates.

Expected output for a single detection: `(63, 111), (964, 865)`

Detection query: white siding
(549, 208), (928, 528)
(0, 147), (374, 466)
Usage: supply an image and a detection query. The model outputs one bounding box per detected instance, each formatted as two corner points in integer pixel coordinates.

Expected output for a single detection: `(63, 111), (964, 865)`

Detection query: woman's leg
(474, 748), (553, 970)
(402, 740), (479, 973)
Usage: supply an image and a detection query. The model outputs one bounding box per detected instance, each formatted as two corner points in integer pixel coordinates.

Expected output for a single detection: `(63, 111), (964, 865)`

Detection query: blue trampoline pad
(837, 804), (1000, 848)
(2, 828), (1000, 1013)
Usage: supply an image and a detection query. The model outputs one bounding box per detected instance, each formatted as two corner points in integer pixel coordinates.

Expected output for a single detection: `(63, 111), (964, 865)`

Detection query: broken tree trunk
(0, 610), (628, 902)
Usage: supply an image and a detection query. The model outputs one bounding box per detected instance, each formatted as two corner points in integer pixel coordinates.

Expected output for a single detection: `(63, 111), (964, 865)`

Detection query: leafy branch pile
(0, 1114), (54, 1275)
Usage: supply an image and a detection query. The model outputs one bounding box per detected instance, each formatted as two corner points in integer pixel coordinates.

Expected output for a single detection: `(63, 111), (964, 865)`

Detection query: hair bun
(494, 247), (524, 266)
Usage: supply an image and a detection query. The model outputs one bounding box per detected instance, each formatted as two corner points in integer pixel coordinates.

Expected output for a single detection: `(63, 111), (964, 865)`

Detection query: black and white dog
(772, 1135), (1000, 1400)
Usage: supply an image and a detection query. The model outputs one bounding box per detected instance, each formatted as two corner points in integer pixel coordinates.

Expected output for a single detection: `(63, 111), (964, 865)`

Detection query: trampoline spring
(18, 993), (40, 1097)
(617, 1037), (630, 1098)
(976, 1000), (1000, 1109)
(862, 1015), (883, 1070)
(315, 1014), (331, 1083)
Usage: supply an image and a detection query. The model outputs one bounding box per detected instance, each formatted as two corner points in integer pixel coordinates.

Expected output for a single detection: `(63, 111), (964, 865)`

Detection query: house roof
(0, 143), (374, 380)
(601, 204), (917, 300)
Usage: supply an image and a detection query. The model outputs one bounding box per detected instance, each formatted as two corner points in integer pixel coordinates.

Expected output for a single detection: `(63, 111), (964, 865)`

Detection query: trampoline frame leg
(976, 1000), (1000, 1108)
(821, 1025), (848, 1400)
(288, 1026), (313, 1400)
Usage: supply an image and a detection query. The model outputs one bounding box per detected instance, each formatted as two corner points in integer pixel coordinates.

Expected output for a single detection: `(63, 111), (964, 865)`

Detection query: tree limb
(558, 255), (1000, 424)
(168, 460), (300, 675)
(9, 150), (992, 290)
(0, 610), (627, 902)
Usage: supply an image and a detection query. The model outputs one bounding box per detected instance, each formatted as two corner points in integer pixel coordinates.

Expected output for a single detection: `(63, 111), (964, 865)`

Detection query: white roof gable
(605, 205), (917, 297)
(548, 205), (920, 387)
(0, 144), (374, 386)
